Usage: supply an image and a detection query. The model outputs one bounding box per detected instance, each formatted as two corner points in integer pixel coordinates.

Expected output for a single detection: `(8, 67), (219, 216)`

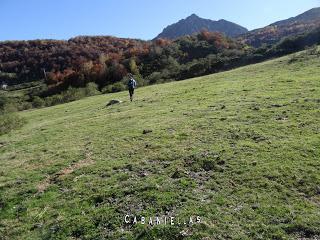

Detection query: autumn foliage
(0, 33), (237, 96)
(1, 24), (319, 104)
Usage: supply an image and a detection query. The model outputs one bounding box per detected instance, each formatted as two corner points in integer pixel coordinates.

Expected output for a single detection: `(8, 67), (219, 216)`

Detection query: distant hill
(271, 7), (320, 26)
(239, 7), (320, 47)
(155, 14), (248, 39)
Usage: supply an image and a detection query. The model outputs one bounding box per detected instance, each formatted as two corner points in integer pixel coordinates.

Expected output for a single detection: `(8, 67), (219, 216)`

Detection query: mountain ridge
(155, 8), (320, 47)
(155, 14), (248, 39)
(238, 7), (320, 47)
(270, 7), (320, 26)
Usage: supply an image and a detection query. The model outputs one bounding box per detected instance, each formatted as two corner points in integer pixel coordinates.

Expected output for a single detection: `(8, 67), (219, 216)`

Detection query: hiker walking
(128, 74), (137, 102)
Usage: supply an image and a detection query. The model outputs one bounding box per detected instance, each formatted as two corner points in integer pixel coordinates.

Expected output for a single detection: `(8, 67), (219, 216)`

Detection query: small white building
(1, 82), (8, 90)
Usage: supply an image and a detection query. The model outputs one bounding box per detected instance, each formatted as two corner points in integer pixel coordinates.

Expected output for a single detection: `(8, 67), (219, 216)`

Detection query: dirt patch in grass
(37, 142), (94, 193)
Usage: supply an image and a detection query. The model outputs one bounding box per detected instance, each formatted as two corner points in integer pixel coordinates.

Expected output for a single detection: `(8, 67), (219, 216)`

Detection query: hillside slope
(239, 7), (320, 47)
(271, 7), (320, 26)
(0, 49), (320, 239)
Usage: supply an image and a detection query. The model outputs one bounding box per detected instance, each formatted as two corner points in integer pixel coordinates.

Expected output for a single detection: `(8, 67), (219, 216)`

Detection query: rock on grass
(106, 99), (122, 106)
(143, 129), (153, 134)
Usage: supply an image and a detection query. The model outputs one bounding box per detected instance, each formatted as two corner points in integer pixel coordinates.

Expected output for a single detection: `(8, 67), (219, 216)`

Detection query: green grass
(0, 49), (320, 239)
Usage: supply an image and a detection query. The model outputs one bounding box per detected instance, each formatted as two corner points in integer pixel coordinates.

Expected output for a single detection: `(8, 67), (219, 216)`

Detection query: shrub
(32, 96), (45, 108)
(0, 94), (17, 113)
(102, 82), (126, 93)
(62, 87), (86, 102)
(146, 72), (162, 84)
(18, 102), (33, 111)
(85, 82), (100, 96)
(0, 94), (8, 111)
(0, 113), (26, 135)
(134, 75), (148, 87)
(0, 94), (26, 135)
(45, 94), (64, 106)
(42, 84), (101, 107)
(101, 85), (112, 94)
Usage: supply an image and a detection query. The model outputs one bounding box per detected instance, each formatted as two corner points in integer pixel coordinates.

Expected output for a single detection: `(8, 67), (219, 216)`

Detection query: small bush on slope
(0, 94), (26, 135)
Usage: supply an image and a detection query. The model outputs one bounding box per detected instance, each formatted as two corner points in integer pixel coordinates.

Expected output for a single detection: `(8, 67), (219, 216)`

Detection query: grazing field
(0, 49), (319, 239)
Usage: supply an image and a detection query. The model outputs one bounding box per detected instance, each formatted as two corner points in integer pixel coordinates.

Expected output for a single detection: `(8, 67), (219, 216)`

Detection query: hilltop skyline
(0, 0), (319, 41)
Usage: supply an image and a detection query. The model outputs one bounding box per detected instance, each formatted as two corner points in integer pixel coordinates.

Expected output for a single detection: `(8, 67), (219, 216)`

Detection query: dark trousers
(129, 87), (134, 101)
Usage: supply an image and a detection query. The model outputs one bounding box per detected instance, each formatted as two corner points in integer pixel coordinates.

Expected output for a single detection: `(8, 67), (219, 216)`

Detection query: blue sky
(0, 0), (319, 41)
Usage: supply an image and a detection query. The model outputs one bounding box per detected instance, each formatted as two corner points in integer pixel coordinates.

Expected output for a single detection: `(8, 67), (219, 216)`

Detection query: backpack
(128, 79), (135, 88)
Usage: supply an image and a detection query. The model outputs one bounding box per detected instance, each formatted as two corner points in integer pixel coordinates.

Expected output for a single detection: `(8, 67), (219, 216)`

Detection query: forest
(1, 26), (320, 110)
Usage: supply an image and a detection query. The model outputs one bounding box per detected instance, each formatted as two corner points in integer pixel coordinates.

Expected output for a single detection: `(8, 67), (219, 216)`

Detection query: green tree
(129, 58), (139, 75)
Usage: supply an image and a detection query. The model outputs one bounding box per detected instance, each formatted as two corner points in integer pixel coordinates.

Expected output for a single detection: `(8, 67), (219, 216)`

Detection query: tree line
(1, 27), (320, 110)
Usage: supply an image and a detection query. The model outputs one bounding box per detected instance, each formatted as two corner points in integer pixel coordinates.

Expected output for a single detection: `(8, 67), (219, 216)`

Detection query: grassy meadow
(0, 49), (319, 239)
